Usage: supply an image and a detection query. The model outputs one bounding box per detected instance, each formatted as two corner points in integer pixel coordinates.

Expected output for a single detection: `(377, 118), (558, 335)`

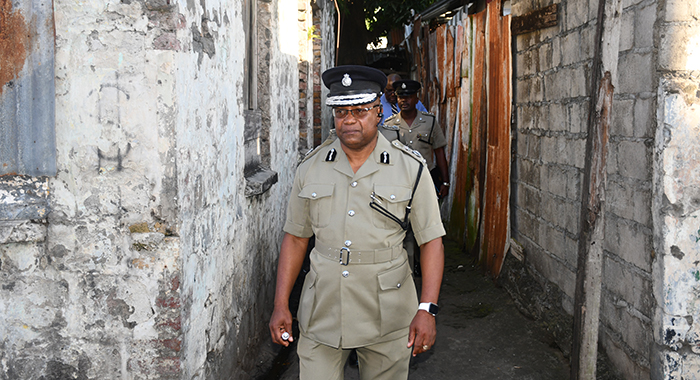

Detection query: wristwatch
(418, 302), (439, 316)
(442, 182), (450, 187)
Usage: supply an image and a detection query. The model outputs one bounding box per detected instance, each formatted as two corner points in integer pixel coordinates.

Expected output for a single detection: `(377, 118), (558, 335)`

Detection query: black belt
(314, 240), (403, 265)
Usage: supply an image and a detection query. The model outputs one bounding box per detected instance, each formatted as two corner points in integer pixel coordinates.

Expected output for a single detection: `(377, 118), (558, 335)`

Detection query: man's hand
(268, 233), (309, 347)
(407, 310), (436, 356)
(438, 183), (449, 198)
(269, 306), (294, 346)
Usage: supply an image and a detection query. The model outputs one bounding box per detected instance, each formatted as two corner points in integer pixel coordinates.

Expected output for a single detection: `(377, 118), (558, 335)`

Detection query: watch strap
(418, 302), (439, 316)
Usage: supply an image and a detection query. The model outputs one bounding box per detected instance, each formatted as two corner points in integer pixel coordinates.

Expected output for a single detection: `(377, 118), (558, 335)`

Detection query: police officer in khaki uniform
(380, 80), (450, 198)
(380, 80), (450, 276)
(269, 66), (445, 380)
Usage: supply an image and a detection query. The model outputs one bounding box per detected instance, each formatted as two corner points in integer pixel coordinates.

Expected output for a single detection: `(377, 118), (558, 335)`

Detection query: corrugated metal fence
(407, 1), (511, 277)
(1, 0), (56, 176)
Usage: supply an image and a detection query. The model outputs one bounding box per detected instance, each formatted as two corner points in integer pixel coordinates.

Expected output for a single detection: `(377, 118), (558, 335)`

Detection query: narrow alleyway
(255, 239), (573, 380)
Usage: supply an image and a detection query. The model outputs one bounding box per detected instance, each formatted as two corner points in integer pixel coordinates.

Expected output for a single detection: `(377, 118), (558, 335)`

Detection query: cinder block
(517, 75), (544, 102)
(566, 167), (582, 200)
(617, 219), (653, 272)
(568, 100), (589, 134)
(569, 66), (589, 99)
(518, 182), (543, 214)
(604, 215), (621, 254)
(543, 164), (568, 198)
(634, 97), (655, 138)
(539, 191), (558, 225)
(580, 25), (595, 61)
(551, 36), (562, 69)
(603, 254), (654, 314)
(561, 199), (580, 234)
(516, 50), (534, 77)
(515, 206), (540, 241)
(633, 188), (652, 226)
(566, 0), (589, 30)
(518, 158), (541, 187)
(619, 10), (635, 52)
(612, 98), (634, 137)
(538, 41), (554, 72)
(635, 3), (656, 49)
(561, 32), (581, 66)
(618, 140), (650, 180)
(517, 104), (540, 132)
(548, 102), (567, 131)
(540, 135), (562, 165)
(618, 52), (654, 94)
(571, 137), (587, 169)
(544, 70), (565, 100)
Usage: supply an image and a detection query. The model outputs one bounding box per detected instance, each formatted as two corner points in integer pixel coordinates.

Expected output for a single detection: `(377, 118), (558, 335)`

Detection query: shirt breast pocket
(299, 184), (334, 228)
(371, 185), (412, 230)
(417, 132), (432, 145)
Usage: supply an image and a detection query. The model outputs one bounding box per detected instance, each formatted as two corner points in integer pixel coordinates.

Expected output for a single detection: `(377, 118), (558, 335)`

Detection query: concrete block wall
(511, 0), (657, 378)
(0, 0), (316, 378)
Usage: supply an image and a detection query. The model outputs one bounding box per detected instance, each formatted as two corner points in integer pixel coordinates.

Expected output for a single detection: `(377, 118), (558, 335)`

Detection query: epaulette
(301, 129), (337, 164)
(419, 110), (435, 118)
(380, 123), (399, 131)
(391, 140), (427, 166)
(384, 113), (400, 124)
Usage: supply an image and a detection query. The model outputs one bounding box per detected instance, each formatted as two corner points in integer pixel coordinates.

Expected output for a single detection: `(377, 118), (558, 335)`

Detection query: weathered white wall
(1, 0), (313, 378)
(653, 1), (700, 378)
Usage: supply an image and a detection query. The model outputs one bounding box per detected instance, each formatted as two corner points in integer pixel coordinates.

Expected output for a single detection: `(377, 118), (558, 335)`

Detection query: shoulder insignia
(325, 148), (337, 162)
(391, 140), (426, 166)
(301, 130), (337, 164)
(381, 123), (399, 131)
(419, 110), (435, 118)
(380, 151), (390, 164)
(385, 114), (400, 123)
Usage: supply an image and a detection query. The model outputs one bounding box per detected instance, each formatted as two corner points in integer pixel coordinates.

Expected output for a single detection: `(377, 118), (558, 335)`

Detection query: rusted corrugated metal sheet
(481, 0), (512, 277)
(407, 2), (511, 278)
(0, 0), (56, 176)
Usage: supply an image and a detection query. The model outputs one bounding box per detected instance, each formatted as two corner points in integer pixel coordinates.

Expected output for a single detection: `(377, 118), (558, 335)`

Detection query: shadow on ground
(255, 238), (618, 379)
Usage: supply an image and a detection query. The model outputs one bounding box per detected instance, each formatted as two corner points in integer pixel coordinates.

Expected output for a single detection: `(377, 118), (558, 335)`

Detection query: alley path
(257, 239), (571, 380)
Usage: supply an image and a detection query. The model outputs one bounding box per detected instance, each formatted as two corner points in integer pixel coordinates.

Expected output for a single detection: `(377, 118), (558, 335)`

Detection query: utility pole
(570, 0), (622, 378)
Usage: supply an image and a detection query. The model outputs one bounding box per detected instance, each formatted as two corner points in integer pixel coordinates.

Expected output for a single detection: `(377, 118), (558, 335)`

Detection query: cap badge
(342, 74), (352, 87)
(401, 83), (407, 89)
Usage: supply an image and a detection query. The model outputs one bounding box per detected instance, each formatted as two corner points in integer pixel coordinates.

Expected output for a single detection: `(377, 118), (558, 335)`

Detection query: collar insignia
(380, 151), (390, 164)
(342, 74), (352, 87)
(325, 148), (337, 162)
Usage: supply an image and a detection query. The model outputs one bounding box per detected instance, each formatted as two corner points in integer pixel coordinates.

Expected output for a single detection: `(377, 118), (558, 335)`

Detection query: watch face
(429, 303), (439, 315)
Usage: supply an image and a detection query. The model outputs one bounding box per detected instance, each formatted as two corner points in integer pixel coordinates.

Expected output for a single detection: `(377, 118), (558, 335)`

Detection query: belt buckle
(339, 247), (350, 266)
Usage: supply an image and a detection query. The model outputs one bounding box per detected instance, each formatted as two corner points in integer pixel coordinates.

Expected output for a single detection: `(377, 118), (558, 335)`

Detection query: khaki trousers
(297, 332), (412, 380)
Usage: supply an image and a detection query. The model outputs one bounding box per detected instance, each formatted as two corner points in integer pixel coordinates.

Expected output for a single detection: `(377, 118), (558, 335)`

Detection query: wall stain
(0, 0), (28, 94)
(98, 143), (131, 173)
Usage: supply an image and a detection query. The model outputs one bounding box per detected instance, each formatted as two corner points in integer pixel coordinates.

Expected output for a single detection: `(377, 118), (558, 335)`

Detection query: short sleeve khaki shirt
(283, 133), (445, 348)
(380, 111), (447, 171)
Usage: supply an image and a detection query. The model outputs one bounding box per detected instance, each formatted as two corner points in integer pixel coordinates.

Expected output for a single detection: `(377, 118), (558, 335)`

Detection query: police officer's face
(397, 93), (419, 111)
(333, 100), (382, 150)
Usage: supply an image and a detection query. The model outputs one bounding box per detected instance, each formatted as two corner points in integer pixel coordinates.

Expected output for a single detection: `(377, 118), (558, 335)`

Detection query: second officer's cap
(393, 80), (422, 96)
(322, 65), (387, 106)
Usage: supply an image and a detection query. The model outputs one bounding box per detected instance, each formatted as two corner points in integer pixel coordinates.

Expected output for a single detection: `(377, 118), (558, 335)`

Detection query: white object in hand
(281, 332), (290, 341)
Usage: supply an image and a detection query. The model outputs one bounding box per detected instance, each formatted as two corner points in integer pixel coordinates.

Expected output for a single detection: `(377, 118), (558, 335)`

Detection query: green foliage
(338, 0), (436, 44)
